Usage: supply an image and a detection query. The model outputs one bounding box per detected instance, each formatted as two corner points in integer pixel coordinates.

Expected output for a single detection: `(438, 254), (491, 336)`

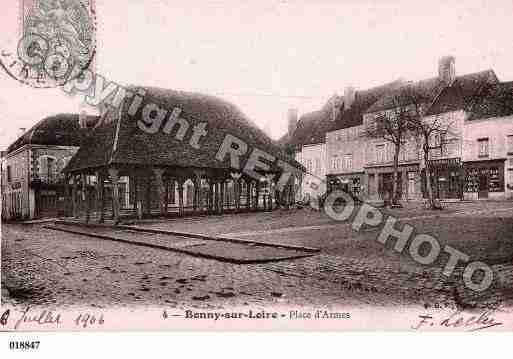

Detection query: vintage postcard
(1, 0), (513, 338)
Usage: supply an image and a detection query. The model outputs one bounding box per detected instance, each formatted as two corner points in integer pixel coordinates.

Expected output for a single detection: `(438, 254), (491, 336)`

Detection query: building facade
(1, 114), (97, 220)
(290, 56), (513, 202)
(462, 113), (513, 200)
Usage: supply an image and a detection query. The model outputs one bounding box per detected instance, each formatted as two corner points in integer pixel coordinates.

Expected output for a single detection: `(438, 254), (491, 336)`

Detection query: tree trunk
(424, 146), (435, 210)
(392, 144), (401, 206)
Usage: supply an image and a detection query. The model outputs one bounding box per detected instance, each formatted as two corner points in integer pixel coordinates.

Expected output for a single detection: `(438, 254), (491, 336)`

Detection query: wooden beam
(245, 179), (251, 210)
(145, 176), (151, 217)
(71, 175), (78, 218)
(164, 178), (169, 214)
(209, 180), (214, 213)
(219, 180), (225, 214)
(96, 171), (105, 223)
(178, 180), (184, 216)
(108, 168), (121, 224)
(255, 181), (261, 211)
(153, 168), (166, 216)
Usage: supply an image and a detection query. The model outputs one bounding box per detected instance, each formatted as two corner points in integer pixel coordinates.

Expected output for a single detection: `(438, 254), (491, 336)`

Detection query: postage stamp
(1, 0), (513, 347)
(0, 0), (96, 88)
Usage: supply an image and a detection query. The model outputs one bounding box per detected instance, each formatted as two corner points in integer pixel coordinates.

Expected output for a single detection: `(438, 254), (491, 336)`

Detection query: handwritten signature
(412, 310), (503, 331)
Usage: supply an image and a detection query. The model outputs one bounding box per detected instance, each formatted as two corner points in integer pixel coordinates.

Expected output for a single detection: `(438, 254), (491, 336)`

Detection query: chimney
(438, 56), (456, 86)
(287, 108), (298, 135)
(18, 128), (26, 138)
(79, 111), (88, 129)
(331, 95), (342, 121)
(344, 86), (356, 109)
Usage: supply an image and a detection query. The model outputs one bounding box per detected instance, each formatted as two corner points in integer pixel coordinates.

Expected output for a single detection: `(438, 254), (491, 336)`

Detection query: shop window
(305, 159), (313, 173)
(489, 167), (502, 192)
(478, 138), (489, 157)
(465, 168), (478, 192)
(344, 154), (353, 170)
(315, 158), (321, 174)
(352, 177), (361, 195)
(376, 144), (385, 163)
(508, 135), (513, 154)
(408, 172), (416, 195)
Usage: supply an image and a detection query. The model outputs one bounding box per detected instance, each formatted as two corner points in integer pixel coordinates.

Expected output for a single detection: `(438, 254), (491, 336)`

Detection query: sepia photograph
(1, 0), (513, 344)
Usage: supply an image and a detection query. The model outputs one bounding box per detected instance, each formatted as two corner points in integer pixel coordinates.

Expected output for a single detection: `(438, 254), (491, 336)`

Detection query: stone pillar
(108, 168), (120, 224)
(96, 171), (105, 223)
(153, 168), (166, 216)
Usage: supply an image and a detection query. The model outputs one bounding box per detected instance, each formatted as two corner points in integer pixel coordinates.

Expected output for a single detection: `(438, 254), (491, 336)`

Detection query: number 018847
(9, 341), (40, 350)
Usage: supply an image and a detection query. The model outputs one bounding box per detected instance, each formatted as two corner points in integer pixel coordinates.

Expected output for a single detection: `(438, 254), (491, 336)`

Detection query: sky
(1, 0), (513, 150)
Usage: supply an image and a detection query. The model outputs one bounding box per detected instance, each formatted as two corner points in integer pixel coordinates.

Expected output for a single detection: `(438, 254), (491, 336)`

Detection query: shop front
(326, 172), (365, 198)
(463, 159), (506, 200)
(365, 163), (421, 201)
(422, 158), (464, 200)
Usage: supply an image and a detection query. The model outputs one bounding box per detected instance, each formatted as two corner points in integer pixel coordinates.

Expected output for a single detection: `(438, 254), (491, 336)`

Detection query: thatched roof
(7, 113), (99, 154)
(64, 87), (302, 173)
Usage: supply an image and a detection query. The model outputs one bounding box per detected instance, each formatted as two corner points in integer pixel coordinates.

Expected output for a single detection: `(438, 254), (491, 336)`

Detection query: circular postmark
(0, 0), (96, 88)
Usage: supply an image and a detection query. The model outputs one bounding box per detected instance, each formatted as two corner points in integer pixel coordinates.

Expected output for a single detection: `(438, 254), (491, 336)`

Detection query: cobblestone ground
(2, 201), (513, 311)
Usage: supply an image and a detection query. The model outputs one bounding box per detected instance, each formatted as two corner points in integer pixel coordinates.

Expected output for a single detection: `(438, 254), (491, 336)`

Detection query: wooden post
(193, 174), (201, 213)
(235, 179), (240, 211)
(145, 176), (151, 217)
(153, 168), (166, 216)
(208, 180), (214, 213)
(255, 181), (261, 211)
(71, 175), (78, 218)
(245, 180), (250, 210)
(164, 179), (169, 214)
(81, 174), (87, 217)
(269, 181), (275, 211)
(108, 168), (120, 224)
(96, 171), (105, 223)
(132, 176), (138, 216)
(213, 181), (218, 213)
(178, 180), (184, 216)
(263, 182), (267, 210)
(220, 180), (225, 214)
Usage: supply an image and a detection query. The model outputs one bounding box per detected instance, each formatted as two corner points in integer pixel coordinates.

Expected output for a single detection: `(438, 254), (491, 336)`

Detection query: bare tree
(401, 87), (457, 210)
(365, 88), (415, 207)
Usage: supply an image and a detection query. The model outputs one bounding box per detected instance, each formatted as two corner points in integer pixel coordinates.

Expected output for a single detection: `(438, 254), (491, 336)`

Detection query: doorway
(478, 171), (488, 199)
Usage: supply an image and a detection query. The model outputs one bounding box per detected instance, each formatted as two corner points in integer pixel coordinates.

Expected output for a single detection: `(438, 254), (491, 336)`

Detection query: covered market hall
(62, 87), (303, 223)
